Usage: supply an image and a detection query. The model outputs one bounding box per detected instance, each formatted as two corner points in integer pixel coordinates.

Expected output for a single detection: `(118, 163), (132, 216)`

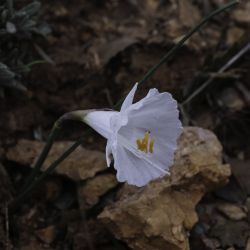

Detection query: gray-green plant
(0, 0), (50, 95)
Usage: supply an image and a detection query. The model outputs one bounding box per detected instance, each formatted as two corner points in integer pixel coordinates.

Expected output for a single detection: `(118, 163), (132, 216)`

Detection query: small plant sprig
(9, 0), (239, 211)
(0, 0), (50, 95)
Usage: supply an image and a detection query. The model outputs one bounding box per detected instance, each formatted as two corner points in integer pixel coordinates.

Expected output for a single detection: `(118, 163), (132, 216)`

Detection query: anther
(149, 139), (154, 153)
(136, 131), (154, 154)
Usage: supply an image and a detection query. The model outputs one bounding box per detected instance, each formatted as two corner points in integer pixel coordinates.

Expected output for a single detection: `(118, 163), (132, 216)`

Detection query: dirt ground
(1, 0), (250, 249)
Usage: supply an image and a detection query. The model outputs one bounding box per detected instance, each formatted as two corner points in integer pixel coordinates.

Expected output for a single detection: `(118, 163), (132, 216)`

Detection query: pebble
(217, 202), (247, 221)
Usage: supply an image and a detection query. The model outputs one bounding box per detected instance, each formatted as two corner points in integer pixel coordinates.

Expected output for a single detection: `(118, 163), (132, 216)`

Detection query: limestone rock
(78, 174), (118, 210)
(217, 202), (247, 221)
(99, 127), (231, 250)
(6, 140), (106, 181)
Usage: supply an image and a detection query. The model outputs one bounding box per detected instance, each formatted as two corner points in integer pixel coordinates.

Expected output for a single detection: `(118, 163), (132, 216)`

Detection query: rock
(217, 202), (247, 221)
(218, 88), (245, 112)
(35, 225), (57, 244)
(232, 2), (250, 24)
(210, 221), (249, 248)
(226, 27), (244, 47)
(20, 236), (54, 250)
(178, 0), (201, 28)
(6, 140), (107, 181)
(246, 237), (250, 250)
(99, 127), (231, 250)
(201, 237), (221, 249)
(78, 174), (118, 210)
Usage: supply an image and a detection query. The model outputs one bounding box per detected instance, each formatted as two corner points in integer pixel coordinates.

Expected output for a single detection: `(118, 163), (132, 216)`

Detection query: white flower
(83, 83), (182, 187)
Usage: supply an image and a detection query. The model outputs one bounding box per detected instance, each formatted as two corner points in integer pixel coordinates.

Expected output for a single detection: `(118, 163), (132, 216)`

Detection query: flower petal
(146, 88), (159, 98)
(113, 144), (166, 187)
(84, 110), (117, 139)
(120, 82), (138, 112)
(106, 139), (113, 167)
(117, 91), (182, 175)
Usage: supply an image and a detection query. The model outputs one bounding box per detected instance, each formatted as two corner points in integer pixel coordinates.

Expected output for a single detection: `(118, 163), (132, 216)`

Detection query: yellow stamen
(136, 139), (143, 151)
(149, 139), (154, 153)
(143, 131), (149, 153)
(136, 131), (154, 154)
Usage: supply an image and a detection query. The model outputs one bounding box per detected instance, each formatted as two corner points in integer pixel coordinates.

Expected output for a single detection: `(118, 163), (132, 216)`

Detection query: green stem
(21, 111), (89, 193)
(21, 110), (91, 193)
(10, 137), (84, 211)
(21, 122), (62, 193)
(114, 0), (239, 109)
(23, 60), (47, 69)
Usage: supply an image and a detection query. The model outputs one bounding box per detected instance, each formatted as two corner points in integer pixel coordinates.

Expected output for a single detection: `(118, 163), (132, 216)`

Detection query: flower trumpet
(83, 83), (182, 187)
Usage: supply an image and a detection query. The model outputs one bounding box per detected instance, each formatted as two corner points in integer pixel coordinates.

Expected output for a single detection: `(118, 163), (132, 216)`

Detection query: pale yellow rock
(6, 140), (106, 181)
(217, 202), (247, 221)
(99, 127), (231, 250)
(78, 173), (118, 210)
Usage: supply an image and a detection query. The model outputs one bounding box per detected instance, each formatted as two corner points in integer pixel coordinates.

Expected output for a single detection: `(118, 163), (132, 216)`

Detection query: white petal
(105, 139), (113, 167)
(126, 92), (182, 137)
(84, 110), (117, 139)
(146, 88), (159, 98)
(120, 82), (138, 112)
(117, 134), (169, 174)
(113, 144), (166, 187)
(117, 91), (182, 175)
